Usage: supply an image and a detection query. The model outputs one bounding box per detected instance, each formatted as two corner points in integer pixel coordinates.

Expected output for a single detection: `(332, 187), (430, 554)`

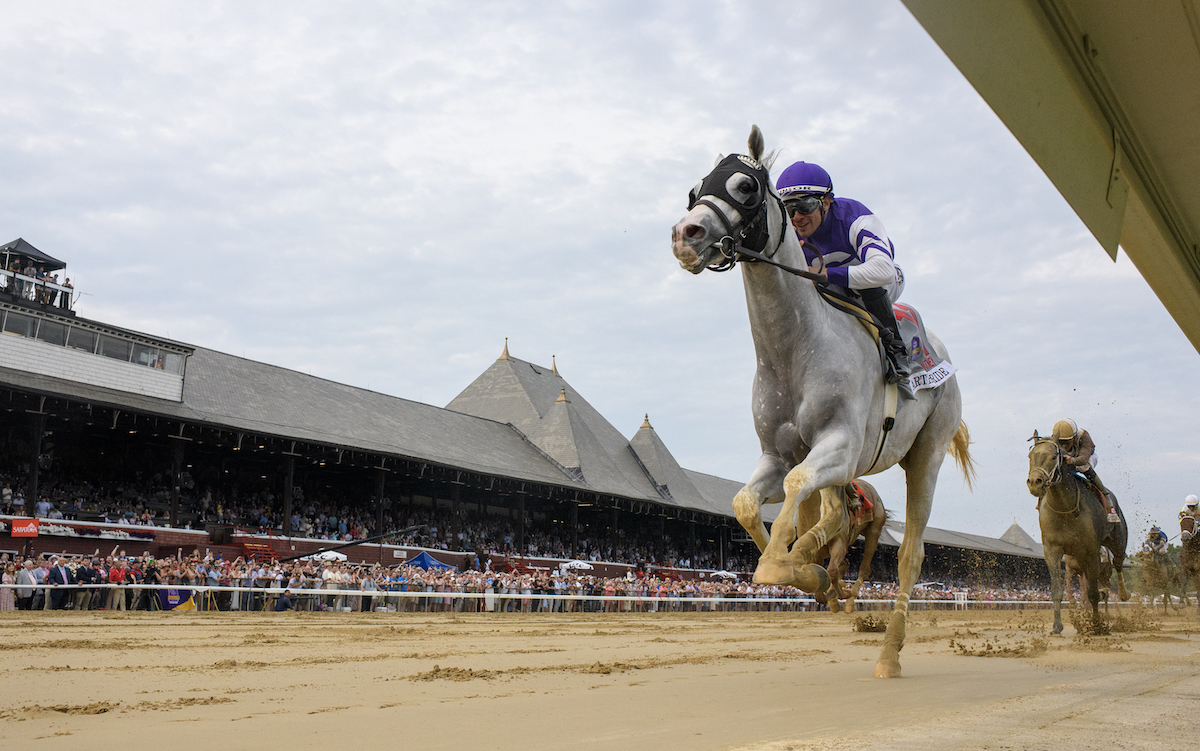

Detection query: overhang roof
(879, 519), (1044, 559)
(1, 238), (67, 272)
(903, 0), (1200, 351)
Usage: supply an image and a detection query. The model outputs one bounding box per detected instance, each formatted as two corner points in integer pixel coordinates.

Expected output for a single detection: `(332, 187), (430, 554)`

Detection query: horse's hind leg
(847, 509), (885, 614)
(824, 537), (849, 613)
(1114, 559), (1130, 601)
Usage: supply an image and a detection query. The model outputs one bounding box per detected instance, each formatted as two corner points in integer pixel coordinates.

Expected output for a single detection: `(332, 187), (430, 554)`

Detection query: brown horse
(791, 480), (887, 613)
(1135, 548), (1188, 612)
(1027, 435), (1129, 635)
(1182, 516), (1200, 615)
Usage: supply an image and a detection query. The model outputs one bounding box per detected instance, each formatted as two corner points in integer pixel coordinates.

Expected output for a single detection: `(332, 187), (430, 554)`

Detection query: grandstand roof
(0, 322), (745, 518)
(445, 349), (742, 514)
(999, 522), (1044, 557)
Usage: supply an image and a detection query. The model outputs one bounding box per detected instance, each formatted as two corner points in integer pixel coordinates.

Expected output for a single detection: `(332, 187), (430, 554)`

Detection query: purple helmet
(775, 161), (833, 199)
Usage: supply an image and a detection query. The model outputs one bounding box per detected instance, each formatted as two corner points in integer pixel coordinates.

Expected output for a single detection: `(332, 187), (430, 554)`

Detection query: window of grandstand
(66, 327), (95, 352)
(3, 311), (35, 337)
(98, 334), (132, 361)
(0, 307), (187, 374)
(35, 319), (67, 346)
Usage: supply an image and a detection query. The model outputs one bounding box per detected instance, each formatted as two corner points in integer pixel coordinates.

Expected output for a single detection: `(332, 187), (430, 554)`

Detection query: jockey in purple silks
(775, 161), (910, 387)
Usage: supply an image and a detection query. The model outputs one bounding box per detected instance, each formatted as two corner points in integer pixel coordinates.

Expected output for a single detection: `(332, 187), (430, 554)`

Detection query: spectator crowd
(0, 546), (1058, 614)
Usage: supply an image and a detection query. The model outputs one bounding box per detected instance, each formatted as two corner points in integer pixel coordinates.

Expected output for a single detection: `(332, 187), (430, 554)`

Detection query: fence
(0, 583), (1159, 613)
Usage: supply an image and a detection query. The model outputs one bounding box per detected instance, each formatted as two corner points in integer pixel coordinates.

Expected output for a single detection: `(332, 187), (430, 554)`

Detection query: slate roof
(999, 522), (1044, 557)
(0, 346), (575, 488)
(0, 322), (747, 515)
(446, 351), (719, 509)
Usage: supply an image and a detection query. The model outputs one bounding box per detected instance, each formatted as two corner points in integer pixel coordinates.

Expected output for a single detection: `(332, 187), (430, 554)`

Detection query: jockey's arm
(841, 250), (896, 290)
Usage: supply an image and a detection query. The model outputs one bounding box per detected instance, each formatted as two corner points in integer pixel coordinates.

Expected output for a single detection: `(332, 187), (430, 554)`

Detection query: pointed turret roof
(446, 349), (668, 502)
(1000, 522), (1042, 554)
(629, 414), (720, 514)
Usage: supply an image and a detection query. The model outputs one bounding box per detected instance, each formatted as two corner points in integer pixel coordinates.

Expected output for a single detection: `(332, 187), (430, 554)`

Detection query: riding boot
(860, 287), (913, 396)
(1085, 468), (1121, 523)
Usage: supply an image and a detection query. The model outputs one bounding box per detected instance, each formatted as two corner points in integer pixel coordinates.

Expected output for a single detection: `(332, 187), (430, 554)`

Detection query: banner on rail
(158, 589), (196, 611)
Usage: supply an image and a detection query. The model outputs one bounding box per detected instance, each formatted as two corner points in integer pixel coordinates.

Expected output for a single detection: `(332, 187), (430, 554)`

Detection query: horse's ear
(1029, 429), (1040, 442)
(714, 153), (725, 168)
(748, 125), (764, 162)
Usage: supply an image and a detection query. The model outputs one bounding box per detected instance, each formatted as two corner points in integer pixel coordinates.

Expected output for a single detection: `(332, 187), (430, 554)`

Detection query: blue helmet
(775, 161), (834, 200)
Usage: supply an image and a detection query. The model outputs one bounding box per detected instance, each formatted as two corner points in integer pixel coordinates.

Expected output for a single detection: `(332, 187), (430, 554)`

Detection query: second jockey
(1052, 418), (1122, 524)
(775, 161), (910, 389)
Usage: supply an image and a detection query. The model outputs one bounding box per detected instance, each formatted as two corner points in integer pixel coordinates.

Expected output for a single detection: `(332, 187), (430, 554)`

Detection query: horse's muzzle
(1026, 474), (1045, 497)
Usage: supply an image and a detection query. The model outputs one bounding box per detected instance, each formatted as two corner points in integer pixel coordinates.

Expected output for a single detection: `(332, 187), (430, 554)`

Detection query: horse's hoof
(794, 564), (830, 594)
(843, 598), (857, 614)
(873, 658), (902, 678)
(828, 598), (842, 614)
(753, 558), (795, 586)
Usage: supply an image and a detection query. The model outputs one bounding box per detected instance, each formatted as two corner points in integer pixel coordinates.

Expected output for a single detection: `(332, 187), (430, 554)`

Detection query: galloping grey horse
(670, 126), (974, 678)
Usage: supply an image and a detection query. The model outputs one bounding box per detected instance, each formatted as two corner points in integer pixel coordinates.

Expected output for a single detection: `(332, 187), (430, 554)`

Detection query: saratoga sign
(10, 518), (39, 537)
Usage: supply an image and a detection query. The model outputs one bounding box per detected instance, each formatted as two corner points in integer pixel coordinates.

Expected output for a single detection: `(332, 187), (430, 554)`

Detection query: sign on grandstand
(10, 518), (38, 537)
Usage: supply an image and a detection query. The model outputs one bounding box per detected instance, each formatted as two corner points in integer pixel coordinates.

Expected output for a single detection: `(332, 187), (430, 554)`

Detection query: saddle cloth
(894, 304), (957, 394)
(815, 288), (956, 396)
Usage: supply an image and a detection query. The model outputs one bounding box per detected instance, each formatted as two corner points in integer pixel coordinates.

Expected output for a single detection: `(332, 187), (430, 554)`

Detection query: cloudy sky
(3, 1), (1197, 542)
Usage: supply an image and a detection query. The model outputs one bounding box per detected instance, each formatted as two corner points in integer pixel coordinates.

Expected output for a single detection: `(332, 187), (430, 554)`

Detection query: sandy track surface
(1, 608), (1197, 750)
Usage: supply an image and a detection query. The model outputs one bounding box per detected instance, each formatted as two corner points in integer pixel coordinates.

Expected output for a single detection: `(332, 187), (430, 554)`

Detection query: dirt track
(2, 607), (1198, 750)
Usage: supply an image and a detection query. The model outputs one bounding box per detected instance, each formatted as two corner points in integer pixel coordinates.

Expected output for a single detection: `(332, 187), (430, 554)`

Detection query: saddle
(844, 482), (874, 528)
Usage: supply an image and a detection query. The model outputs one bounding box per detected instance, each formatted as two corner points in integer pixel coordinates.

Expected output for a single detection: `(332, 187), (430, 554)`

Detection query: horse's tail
(948, 420), (978, 491)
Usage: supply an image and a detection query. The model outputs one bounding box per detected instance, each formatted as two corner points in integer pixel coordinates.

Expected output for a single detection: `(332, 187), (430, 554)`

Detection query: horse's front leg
(823, 535), (850, 614)
(1045, 546), (1065, 635)
(755, 483), (845, 590)
(732, 453), (789, 553)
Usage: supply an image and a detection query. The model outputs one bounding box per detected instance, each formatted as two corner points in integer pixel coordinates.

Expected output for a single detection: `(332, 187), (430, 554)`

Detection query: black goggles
(784, 194), (826, 216)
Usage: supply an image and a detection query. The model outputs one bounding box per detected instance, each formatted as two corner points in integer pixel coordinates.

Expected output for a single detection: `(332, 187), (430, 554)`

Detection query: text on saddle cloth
(894, 304), (957, 393)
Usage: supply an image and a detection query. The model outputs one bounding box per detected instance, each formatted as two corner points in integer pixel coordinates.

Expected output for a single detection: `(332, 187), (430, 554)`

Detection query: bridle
(688, 154), (829, 284)
(1028, 438), (1079, 514)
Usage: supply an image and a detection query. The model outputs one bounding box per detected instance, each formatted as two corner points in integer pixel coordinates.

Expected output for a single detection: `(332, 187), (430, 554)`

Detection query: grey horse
(670, 126), (974, 678)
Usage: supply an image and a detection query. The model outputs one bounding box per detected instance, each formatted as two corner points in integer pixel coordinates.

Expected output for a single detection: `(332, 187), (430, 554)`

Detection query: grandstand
(0, 244), (1047, 584)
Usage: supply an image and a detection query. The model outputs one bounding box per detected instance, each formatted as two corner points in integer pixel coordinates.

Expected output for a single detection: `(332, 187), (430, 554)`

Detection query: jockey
(775, 161), (910, 388)
(1179, 494), (1199, 522)
(1180, 495), (1200, 540)
(1052, 419), (1122, 524)
(1144, 526), (1168, 555)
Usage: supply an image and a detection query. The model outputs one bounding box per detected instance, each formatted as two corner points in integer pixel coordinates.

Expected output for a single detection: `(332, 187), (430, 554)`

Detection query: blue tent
(408, 551), (455, 570)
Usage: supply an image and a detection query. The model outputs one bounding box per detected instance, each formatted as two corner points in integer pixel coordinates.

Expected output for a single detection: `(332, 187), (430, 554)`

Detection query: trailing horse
(671, 126), (974, 678)
(796, 480), (887, 614)
(1026, 436), (1129, 634)
(1182, 516), (1200, 615)
(1136, 549), (1188, 612)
